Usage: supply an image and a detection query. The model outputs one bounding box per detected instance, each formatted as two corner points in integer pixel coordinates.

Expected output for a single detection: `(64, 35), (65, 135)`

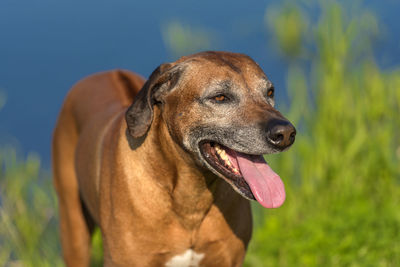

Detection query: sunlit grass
(162, 21), (215, 59)
(245, 1), (400, 266)
(0, 148), (62, 267)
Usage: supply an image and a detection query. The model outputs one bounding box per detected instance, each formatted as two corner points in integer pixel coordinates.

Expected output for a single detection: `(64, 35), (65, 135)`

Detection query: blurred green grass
(245, 1), (400, 266)
(162, 21), (216, 59)
(0, 149), (62, 266)
(1, 0), (399, 266)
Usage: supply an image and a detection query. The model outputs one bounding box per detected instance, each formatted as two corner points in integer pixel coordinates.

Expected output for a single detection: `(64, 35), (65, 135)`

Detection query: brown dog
(52, 51), (295, 267)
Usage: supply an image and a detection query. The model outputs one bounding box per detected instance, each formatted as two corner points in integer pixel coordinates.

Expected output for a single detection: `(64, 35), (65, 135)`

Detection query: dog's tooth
(215, 145), (239, 174)
(213, 144), (239, 174)
(220, 149), (227, 157)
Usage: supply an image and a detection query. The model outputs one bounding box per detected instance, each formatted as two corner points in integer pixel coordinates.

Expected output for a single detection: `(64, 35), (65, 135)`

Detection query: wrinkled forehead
(178, 52), (272, 93)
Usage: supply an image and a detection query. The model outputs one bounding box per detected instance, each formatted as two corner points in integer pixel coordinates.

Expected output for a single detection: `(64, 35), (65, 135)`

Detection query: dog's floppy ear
(125, 62), (183, 138)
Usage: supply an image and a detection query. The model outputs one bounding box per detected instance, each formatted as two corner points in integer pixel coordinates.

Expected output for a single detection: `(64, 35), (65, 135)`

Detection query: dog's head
(126, 51), (296, 208)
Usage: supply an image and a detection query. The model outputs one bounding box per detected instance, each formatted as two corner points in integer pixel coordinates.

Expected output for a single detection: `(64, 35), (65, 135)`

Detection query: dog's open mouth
(200, 142), (285, 208)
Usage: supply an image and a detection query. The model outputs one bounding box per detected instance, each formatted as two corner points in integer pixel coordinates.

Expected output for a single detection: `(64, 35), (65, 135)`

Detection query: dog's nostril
(267, 129), (285, 145)
(272, 133), (284, 143)
(289, 131), (296, 143)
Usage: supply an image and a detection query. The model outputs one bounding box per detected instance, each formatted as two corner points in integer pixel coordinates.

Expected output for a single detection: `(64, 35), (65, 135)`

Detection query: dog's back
(60, 70), (144, 132)
(52, 70), (145, 266)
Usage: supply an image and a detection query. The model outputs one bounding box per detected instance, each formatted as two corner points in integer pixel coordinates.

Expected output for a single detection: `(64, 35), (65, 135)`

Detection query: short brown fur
(52, 51), (294, 266)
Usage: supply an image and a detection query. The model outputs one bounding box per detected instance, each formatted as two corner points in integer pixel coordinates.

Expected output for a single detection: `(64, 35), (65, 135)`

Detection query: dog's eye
(215, 95), (225, 101)
(205, 93), (233, 104)
(267, 87), (274, 98)
(212, 94), (229, 103)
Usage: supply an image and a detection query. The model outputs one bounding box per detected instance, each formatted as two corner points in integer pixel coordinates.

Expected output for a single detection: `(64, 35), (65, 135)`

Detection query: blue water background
(0, 0), (399, 165)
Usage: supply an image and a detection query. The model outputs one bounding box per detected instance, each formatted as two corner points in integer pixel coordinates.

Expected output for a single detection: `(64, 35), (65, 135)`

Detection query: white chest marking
(165, 249), (204, 267)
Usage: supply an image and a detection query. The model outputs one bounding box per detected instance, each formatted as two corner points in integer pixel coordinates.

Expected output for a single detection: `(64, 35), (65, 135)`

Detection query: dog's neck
(126, 109), (218, 230)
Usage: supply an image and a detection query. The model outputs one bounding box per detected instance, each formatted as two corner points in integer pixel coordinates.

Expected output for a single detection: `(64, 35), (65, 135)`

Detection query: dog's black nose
(266, 119), (296, 149)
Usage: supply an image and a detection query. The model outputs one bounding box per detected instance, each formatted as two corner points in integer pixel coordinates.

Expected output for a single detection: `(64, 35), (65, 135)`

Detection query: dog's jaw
(196, 140), (287, 208)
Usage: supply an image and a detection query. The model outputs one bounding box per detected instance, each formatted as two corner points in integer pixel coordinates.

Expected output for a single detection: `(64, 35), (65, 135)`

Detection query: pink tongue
(236, 154), (285, 208)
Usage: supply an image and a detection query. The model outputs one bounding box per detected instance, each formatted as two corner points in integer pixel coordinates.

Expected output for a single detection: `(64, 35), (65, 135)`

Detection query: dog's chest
(165, 249), (204, 267)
